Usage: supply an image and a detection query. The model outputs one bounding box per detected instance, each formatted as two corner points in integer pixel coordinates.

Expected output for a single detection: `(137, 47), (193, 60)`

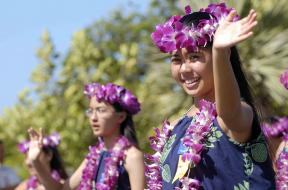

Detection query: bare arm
(14, 181), (27, 190)
(124, 146), (145, 190)
(27, 128), (86, 190)
(212, 10), (257, 142)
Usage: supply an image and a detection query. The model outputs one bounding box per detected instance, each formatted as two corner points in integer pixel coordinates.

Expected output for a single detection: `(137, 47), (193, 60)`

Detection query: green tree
(1, 0), (288, 178)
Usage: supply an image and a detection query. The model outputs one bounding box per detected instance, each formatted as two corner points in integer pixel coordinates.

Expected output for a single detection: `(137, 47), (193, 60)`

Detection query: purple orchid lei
(84, 83), (141, 115)
(262, 117), (288, 138)
(275, 137), (288, 190)
(280, 70), (288, 90)
(78, 136), (131, 190)
(18, 133), (61, 154)
(151, 3), (240, 53)
(26, 170), (61, 190)
(262, 117), (288, 190)
(145, 100), (216, 189)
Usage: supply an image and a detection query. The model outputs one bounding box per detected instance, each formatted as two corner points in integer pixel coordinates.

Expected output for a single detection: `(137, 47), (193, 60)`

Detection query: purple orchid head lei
(84, 83), (141, 115)
(151, 3), (240, 53)
(18, 133), (61, 154)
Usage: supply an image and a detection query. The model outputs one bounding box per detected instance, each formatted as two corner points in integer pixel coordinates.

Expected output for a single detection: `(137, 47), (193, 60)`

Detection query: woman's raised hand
(27, 128), (43, 162)
(213, 9), (257, 49)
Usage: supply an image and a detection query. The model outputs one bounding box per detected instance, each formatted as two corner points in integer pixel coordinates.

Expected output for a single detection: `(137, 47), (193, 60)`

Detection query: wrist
(212, 46), (231, 58)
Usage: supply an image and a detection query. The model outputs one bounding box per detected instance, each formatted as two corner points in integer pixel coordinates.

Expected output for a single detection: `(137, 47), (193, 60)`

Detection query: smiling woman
(25, 83), (145, 190)
(146, 2), (276, 189)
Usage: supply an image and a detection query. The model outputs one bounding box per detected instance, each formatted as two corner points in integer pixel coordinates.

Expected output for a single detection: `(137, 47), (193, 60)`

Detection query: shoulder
(125, 146), (143, 162)
(124, 146), (144, 171)
(217, 101), (254, 142)
(15, 180), (27, 190)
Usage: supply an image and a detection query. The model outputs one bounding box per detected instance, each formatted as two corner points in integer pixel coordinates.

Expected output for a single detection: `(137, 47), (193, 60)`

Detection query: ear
(117, 111), (127, 124)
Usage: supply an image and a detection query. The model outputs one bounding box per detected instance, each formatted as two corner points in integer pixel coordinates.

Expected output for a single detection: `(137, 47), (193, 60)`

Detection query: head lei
(84, 83), (141, 115)
(151, 3), (240, 53)
(18, 133), (61, 154)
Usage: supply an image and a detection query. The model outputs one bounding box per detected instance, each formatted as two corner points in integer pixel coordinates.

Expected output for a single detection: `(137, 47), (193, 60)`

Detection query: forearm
(212, 47), (241, 121)
(32, 160), (64, 190)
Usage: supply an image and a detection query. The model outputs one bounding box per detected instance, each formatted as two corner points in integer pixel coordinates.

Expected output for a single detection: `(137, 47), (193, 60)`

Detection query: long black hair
(42, 146), (68, 179)
(180, 12), (261, 139)
(113, 103), (139, 146)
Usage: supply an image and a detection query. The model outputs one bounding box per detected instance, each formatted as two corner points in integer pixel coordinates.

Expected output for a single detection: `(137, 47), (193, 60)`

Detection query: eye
(96, 107), (107, 113)
(85, 108), (93, 117)
(171, 55), (182, 64)
(188, 54), (200, 61)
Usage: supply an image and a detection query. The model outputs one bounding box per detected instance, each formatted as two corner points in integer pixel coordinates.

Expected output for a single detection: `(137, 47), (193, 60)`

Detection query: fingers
(240, 9), (257, 25)
(28, 128), (42, 141)
(240, 21), (257, 36)
(226, 10), (237, 22)
(234, 31), (254, 44)
(28, 128), (37, 141)
(240, 10), (257, 37)
(247, 10), (257, 25)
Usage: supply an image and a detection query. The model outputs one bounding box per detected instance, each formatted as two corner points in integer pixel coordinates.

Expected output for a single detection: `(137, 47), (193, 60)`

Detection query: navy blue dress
(161, 116), (275, 190)
(94, 151), (131, 190)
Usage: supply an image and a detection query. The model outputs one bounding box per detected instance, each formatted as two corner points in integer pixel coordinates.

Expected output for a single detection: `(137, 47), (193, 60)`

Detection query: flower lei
(26, 170), (61, 190)
(18, 133), (61, 154)
(84, 83), (141, 115)
(145, 100), (216, 189)
(280, 70), (288, 90)
(78, 136), (131, 190)
(262, 117), (288, 189)
(151, 3), (240, 53)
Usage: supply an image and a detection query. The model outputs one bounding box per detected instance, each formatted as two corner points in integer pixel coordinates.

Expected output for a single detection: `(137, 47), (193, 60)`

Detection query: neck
(194, 88), (215, 106)
(102, 133), (121, 150)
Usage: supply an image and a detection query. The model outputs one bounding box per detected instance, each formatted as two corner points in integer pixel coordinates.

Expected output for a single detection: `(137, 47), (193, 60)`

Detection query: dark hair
(113, 103), (139, 146)
(42, 146), (68, 179)
(180, 12), (261, 139)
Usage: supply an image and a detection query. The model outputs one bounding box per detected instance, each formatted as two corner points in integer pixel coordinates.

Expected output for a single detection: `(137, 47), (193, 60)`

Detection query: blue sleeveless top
(161, 116), (275, 190)
(94, 151), (131, 190)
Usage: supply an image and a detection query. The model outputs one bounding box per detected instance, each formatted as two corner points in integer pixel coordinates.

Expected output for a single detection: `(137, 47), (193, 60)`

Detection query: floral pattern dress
(161, 116), (275, 190)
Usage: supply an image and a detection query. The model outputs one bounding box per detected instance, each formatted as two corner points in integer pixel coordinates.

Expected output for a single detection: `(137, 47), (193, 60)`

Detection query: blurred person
(15, 133), (68, 190)
(0, 140), (20, 190)
(26, 83), (145, 190)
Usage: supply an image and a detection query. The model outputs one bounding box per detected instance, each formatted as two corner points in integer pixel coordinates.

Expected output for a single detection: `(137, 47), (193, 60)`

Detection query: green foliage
(1, 0), (288, 179)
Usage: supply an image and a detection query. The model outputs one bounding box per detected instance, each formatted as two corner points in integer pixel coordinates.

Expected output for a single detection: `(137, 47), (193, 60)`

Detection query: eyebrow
(171, 53), (180, 57)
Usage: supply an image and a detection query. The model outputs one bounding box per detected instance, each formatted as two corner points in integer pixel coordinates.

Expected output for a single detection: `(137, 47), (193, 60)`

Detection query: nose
(179, 60), (192, 73)
(90, 111), (98, 122)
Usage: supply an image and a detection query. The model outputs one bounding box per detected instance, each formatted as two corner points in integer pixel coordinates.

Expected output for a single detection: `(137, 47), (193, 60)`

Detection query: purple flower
(145, 99), (216, 190)
(280, 70), (288, 90)
(179, 177), (200, 190)
(151, 15), (182, 53)
(84, 83), (141, 115)
(17, 141), (30, 153)
(78, 136), (131, 190)
(18, 133), (61, 154)
(275, 137), (288, 189)
(262, 117), (288, 138)
(151, 3), (239, 53)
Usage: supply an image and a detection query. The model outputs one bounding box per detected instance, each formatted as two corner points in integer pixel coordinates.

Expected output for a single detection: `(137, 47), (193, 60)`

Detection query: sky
(0, 0), (149, 113)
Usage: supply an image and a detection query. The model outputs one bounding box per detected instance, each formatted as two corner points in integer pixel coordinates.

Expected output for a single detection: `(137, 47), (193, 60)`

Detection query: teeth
(185, 78), (198, 84)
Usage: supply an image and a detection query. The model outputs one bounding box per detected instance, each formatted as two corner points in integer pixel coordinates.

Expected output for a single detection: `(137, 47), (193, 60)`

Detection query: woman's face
(25, 152), (51, 176)
(87, 97), (124, 138)
(170, 47), (215, 101)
